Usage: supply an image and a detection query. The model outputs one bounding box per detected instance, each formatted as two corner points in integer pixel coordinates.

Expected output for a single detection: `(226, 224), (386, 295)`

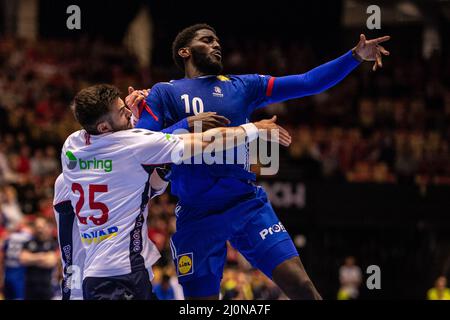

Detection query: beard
(110, 117), (132, 132)
(191, 47), (223, 75)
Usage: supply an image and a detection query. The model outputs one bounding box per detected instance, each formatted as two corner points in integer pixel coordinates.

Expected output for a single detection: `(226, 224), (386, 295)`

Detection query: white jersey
(53, 174), (85, 300)
(61, 129), (184, 278)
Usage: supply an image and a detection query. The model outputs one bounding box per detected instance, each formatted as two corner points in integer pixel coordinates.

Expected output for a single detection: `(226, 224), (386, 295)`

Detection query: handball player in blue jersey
(127, 24), (390, 299)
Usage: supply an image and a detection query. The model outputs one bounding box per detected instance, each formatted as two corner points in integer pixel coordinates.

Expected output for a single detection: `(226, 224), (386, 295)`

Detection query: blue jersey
(136, 52), (360, 295)
(137, 74), (273, 213)
(136, 51), (360, 221)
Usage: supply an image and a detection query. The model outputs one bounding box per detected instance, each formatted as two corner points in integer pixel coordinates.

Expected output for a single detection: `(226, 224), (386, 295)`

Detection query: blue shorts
(170, 186), (299, 297)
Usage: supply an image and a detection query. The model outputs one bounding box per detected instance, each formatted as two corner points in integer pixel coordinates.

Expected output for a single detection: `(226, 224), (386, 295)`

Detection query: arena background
(0, 0), (449, 300)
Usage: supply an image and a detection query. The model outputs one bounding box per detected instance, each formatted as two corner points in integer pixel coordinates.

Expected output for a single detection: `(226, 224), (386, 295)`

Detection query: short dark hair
(172, 23), (216, 71)
(72, 84), (121, 134)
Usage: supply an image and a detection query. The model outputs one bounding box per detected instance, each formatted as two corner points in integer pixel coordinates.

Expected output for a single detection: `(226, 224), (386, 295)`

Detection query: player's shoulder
(151, 80), (177, 92)
(107, 129), (166, 147)
(54, 173), (65, 189)
(109, 128), (161, 140)
(62, 130), (86, 149)
(232, 74), (270, 81)
(147, 81), (180, 102)
(65, 129), (85, 140)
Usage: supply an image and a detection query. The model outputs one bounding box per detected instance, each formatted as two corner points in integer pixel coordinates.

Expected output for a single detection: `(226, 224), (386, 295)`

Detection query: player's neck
(185, 71), (208, 79)
(184, 64), (209, 79)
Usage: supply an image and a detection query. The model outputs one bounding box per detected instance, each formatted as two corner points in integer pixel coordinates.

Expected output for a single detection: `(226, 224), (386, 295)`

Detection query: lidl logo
(177, 253), (193, 276)
(65, 150), (113, 172)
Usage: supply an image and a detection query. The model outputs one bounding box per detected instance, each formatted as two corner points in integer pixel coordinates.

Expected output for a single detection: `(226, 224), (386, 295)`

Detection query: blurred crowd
(231, 40), (450, 185)
(0, 33), (449, 299)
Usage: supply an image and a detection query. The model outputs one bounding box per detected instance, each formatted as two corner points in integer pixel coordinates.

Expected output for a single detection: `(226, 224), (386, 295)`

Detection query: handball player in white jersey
(61, 84), (290, 300)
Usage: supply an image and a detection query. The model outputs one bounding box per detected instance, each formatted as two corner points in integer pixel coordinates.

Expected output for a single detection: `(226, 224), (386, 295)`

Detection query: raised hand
(353, 34), (390, 71)
(125, 86), (150, 119)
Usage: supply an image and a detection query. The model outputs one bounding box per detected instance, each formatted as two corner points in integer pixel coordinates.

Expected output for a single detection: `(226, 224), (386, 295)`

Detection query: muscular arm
(127, 117), (290, 168)
(178, 117), (291, 161)
(267, 50), (360, 104)
(261, 34), (390, 106)
(178, 126), (252, 161)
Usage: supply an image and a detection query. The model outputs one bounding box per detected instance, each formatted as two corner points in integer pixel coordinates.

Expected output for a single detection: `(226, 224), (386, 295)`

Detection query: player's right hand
(125, 86), (150, 119)
(254, 115), (292, 147)
(187, 112), (231, 132)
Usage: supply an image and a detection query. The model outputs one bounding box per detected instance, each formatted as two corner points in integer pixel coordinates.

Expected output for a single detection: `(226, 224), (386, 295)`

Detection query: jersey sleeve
(238, 74), (273, 114)
(135, 84), (165, 131)
(53, 173), (74, 223)
(267, 50), (360, 104)
(53, 174), (70, 206)
(120, 130), (184, 165)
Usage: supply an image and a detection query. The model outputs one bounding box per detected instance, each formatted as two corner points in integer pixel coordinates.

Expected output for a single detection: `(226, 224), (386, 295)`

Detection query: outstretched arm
(179, 116), (291, 161)
(266, 34), (390, 104)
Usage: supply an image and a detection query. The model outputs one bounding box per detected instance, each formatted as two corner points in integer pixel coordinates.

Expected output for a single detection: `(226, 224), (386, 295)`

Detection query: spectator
(30, 149), (46, 177)
(154, 273), (175, 300)
(2, 219), (32, 300)
(19, 216), (58, 300)
(221, 268), (254, 300)
(427, 276), (450, 300)
(338, 256), (362, 300)
(0, 142), (17, 184)
(0, 185), (23, 230)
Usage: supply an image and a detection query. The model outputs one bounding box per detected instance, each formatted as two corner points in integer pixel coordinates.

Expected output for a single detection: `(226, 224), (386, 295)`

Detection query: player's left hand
(254, 115), (292, 147)
(353, 34), (390, 71)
